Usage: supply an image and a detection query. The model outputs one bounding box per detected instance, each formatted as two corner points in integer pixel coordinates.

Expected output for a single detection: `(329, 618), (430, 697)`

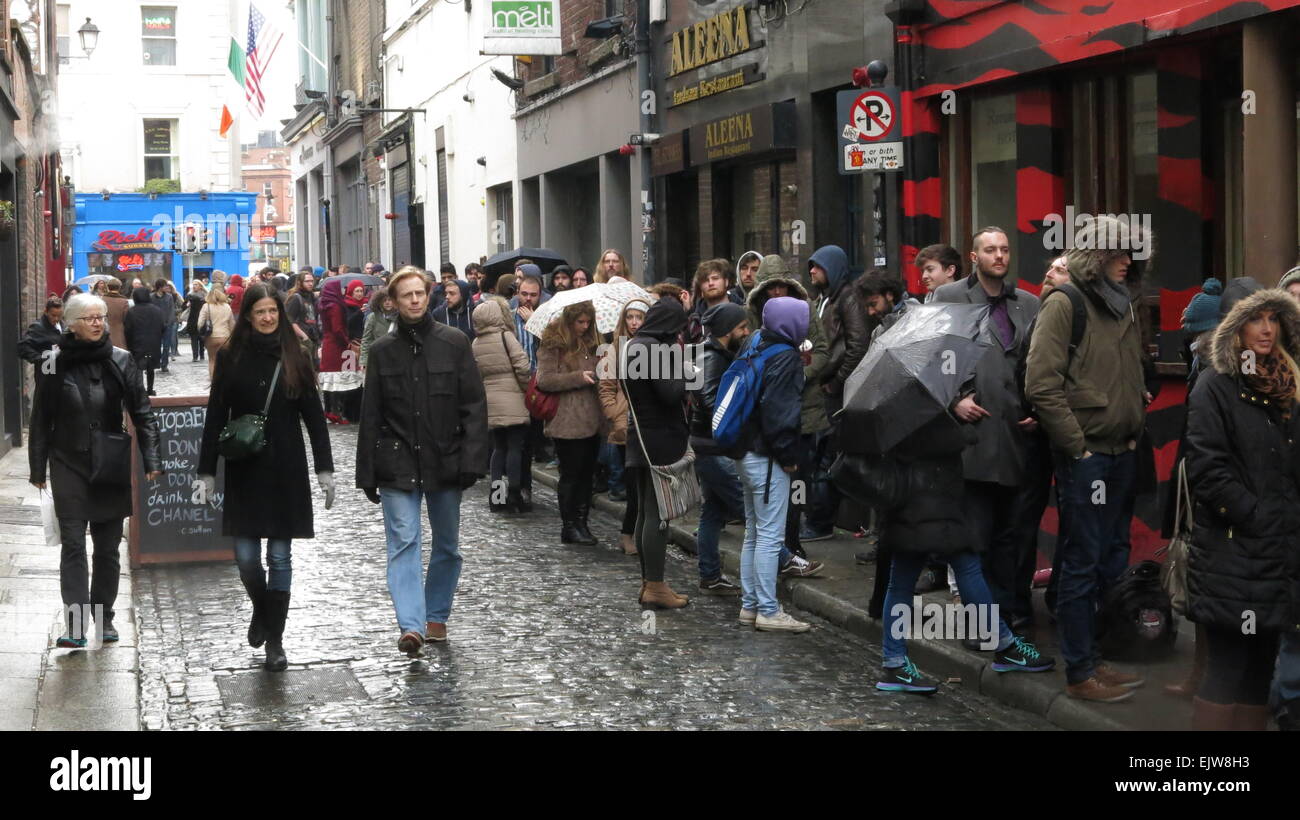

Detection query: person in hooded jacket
(360, 289), (396, 371)
(1183, 288), (1300, 731)
(29, 294), (162, 647)
(731, 251), (762, 305)
(317, 278), (363, 423)
(227, 274), (247, 316)
(472, 296), (532, 512)
(123, 286), (166, 395)
(536, 302), (606, 545)
(623, 298), (692, 608)
(745, 254), (835, 558)
(809, 245), (869, 400)
(431, 279), (477, 340)
(199, 284), (334, 671)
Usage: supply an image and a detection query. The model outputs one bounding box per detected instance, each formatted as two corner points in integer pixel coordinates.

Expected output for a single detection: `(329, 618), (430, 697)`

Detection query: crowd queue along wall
(72, 193), (257, 291)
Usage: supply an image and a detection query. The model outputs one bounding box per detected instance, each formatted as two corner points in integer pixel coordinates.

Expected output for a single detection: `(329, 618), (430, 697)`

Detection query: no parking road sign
(837, 86), (904, 174)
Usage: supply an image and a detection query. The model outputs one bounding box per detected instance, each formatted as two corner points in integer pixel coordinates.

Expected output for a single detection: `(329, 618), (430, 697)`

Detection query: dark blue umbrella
(482, 247), (567, 291)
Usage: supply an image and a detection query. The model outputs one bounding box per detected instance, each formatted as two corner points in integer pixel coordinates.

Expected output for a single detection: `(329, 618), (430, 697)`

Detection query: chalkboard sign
(129, 396), (235, 567)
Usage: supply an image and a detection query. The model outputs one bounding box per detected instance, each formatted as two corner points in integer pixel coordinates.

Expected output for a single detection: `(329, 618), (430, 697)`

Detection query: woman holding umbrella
(536, 303), (605, 545)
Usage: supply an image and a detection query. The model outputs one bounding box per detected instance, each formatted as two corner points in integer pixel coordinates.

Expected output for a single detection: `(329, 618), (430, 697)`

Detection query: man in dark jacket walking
(124, 287), (166, 395)
(734, 296), (812, 633)
(18, 296), (64, 366)
(1025, 215), (1150, 704)
(933, 227), (1039, 624)
(356, 269), (489, 657)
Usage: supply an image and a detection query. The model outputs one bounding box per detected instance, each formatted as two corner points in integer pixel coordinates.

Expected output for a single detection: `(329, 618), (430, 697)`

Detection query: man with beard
(933, 227), (1039, 625)
(687, 259), (736, 344)
(549, 265), (573, 294)
(731, 251), (762, 304)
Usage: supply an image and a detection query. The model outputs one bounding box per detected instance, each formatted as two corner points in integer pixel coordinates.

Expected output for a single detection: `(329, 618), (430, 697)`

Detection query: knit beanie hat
(1182, 277), (1222, 333)
(1279, 266), (1300, 292)
(702, 302), (748, 338)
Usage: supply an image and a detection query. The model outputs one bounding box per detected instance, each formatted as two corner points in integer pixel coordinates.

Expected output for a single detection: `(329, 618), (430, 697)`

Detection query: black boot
(241, 575), (268, 648)
(558, 483), (583, 543)
(506, 487), (524, 513)
(263, 590), (290, 671)
(573, 500), (598, 545)
(518, 486), (533, 513)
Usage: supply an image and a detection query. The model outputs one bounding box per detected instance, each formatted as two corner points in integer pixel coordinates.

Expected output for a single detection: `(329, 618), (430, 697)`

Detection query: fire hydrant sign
(837, 87), (904, 174)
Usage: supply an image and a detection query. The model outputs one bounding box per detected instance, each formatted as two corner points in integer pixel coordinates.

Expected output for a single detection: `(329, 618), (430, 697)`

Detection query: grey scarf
(1098, 276), (1131, 319)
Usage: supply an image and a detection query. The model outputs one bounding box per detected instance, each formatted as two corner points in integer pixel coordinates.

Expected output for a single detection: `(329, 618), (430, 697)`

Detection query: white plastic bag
(41, 489), (60, 547)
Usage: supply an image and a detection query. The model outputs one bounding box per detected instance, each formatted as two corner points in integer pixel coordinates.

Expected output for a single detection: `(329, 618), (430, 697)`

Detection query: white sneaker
(738, 607), (757, 625)
(755, 608), (811, 633)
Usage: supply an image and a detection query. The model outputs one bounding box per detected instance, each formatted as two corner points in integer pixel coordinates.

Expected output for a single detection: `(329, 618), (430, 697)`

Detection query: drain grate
(217, 666), (368, 710)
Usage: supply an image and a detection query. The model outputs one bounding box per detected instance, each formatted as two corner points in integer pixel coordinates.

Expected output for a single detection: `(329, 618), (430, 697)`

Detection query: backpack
(1044, 282), (1088, 365)
(1096, 560), (1178, 662)
(711, 335), (792, 449)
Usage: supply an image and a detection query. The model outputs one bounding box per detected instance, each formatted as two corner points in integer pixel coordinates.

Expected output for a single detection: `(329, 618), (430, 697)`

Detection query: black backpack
(1096, 560), (1178, 661)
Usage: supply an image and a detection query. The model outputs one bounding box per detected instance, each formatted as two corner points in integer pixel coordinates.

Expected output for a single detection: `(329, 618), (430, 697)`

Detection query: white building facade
(381, 0), (520, 269)
(57, 0), (244, 193)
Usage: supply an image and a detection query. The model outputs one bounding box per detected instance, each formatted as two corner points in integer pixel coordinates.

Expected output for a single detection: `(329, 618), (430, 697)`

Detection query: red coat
(317, 279), (349, 373)
(227, 283), (245, 315)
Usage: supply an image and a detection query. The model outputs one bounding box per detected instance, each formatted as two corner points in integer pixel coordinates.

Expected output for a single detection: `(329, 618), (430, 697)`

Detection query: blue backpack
(711, 335), (793, 449)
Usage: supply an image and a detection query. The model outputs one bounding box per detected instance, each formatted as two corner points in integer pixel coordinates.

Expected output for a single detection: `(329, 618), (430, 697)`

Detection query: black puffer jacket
(625, 299), (689, 468)
(356, 315), (489, 491)
(881, 416), (975, 557)
(124, 287), (166, 367)
(1185, 288), (1300, 632)
(29, 335), (162, 521)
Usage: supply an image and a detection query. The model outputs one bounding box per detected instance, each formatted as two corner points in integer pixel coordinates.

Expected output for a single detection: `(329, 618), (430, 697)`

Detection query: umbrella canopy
(482, 247), (567, 292)
(524, 280), (653, 337)
(72, 273), (120, 288)
(338, 273), (385, 287)
(839, 302), (990, 455)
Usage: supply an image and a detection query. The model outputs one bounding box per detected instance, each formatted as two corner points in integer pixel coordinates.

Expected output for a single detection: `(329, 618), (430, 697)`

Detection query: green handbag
(217, 360), (282, 461)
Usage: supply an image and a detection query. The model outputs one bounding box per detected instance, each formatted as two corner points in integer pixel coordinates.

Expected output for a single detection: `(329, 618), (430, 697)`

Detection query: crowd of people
(18, 233), (1300, 732)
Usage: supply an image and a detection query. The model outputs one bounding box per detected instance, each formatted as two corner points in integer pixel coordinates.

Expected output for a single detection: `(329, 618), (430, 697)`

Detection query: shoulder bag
(622, 356), (700, 530)
(525, 350), (559, 421)
(1156, 459), (1191, 616)
(217, 359), (282, 461)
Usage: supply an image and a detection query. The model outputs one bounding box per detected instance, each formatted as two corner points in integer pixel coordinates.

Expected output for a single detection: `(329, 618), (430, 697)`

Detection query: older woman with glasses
(29, 294), (162, 647)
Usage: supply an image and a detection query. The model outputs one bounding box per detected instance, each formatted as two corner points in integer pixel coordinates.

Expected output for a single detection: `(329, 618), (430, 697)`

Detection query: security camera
(629, 133), (661, 146)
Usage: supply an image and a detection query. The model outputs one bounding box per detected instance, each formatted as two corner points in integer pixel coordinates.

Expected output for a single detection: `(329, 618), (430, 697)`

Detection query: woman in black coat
(183, 279), (207, 361)
(124, 287), (165, 395)
(198, 284), (334, 671)
(29, 294), (162, 647)
(1184, 288), (1300, 731)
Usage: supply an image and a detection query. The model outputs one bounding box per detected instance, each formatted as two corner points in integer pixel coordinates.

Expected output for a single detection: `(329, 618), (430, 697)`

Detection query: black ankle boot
(263, 590), (290, 671)
(560, 520), (585, 543)
(573, 502), (598, 545)
(506, 488), (524, 513)
(241, 576), (268, 648)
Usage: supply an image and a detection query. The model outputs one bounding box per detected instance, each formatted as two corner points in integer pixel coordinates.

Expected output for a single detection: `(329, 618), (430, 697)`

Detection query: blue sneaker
(992, 636), (1056, 673)
(100, 622), (120, 643)
(877, 659), (938, 694)
(55, 635), (88, 649)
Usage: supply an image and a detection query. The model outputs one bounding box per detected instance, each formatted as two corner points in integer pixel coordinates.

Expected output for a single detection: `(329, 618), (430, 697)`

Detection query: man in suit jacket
(932, 227), (1040, 623)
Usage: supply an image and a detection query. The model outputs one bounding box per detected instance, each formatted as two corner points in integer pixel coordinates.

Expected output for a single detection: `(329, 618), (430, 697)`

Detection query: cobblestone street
(132, 351), (1052, 730)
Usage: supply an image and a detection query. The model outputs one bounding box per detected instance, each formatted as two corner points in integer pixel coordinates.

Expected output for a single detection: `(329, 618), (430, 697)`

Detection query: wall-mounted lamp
(78, 17), (100, 57)
(476, 156), (487, 167)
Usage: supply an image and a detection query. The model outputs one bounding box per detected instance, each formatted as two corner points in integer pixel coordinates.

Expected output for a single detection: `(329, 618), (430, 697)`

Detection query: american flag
(245, 3), (283, 117)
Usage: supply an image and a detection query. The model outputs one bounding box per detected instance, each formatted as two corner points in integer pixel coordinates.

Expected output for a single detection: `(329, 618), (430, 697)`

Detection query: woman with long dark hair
(536, 303), (605, 544)
(198, 284), (334, 671)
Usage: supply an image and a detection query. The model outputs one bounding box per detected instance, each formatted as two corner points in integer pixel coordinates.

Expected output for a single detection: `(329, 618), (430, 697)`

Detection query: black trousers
(964, 480), (1022, 619)
(630, 466), (668, 582)
(190, 332), (205, 360)
(59, 517), (125, 635)
(1200, 626), (1279, 705)
(490, 425), (529, 491)
(618, 445), (638, 535)
(783, 432), (821, 557)
(554, 436), (599, 522)
(1007, 431), (1055, 618)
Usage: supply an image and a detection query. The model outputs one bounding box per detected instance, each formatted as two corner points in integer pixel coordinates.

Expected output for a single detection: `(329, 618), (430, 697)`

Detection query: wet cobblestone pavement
(134, 353), (1053, 730)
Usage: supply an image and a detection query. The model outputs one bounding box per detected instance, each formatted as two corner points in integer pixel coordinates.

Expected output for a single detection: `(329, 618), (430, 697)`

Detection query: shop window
(1127, 72), (1159, 222)
(969, 92), (1018, 264)
(143, 119), (179, 182)
(142, 7), (177, 66)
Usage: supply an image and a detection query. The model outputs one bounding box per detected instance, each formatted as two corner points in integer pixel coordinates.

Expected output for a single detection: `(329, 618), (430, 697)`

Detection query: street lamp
(78, 17), (100, 57)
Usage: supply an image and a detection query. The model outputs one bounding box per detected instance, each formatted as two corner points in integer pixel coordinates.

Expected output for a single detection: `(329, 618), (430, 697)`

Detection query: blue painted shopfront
(72, 192), (257, 290)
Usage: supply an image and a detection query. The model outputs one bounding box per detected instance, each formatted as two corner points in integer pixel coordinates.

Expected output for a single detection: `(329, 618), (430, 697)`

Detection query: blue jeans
(380, 487), (463, 633)
(1053, 451), (1136, 684)
(697, 453), (793, 581)
(735, 453), (789, 617)
(1273, 630), (1300, 710)
(602, 441), (625, 495)
(882, 550), (1014, 667)
(234, 537), (292, 591)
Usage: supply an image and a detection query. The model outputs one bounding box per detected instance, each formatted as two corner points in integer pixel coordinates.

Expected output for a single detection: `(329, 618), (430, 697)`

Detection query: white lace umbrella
(525, 280), (653, 336)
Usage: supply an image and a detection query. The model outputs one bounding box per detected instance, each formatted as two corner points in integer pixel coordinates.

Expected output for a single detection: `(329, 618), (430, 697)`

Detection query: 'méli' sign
(482, 0), (563, 56)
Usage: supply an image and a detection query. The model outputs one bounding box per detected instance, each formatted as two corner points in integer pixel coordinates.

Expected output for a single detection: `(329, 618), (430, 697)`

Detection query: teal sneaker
(877, 659), (939, 694)
(992, 636), (1055, 672)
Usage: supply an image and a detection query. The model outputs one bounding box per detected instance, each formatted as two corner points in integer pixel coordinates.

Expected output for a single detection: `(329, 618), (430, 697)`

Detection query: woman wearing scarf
(598, 299), (650, 556)
(1184, 288), (1300, 730)
(28, 294), (162, 647)
(317, 278), (363, 423)
(199, 284), (334, 671)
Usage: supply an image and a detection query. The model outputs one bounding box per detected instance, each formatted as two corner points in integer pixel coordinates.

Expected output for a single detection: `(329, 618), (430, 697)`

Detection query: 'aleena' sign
(482, 0), (562, 56)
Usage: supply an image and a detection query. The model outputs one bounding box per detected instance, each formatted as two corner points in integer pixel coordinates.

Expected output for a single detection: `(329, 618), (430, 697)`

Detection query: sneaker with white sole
(738, 607), (757, 625)
(755, 608), (811, 633)
(779, 555), (825, 578)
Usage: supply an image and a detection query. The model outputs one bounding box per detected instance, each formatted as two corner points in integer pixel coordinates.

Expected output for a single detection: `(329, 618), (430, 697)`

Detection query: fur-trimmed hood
(1208, 288), (1300, 377)
(1063, 214), (1154, 296)
(746, 254), (810, 318)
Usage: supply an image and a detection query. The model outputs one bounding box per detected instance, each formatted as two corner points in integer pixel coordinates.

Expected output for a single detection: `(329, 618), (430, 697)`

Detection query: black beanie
(703, 302), (748, 338)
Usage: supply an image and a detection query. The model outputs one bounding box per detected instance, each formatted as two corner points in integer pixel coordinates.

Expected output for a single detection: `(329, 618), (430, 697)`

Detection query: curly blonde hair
(539, 302), (599, 360)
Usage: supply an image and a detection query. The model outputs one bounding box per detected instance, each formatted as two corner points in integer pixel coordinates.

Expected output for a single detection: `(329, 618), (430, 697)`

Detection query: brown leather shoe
(1095, 663), (1145, 689)
(1066, 677), (1135, 703)
(425, 622), (447, 642)
(397, 631), (424, 657)
(639, 581), (689, 609)
(1191, 696), (1237, 730)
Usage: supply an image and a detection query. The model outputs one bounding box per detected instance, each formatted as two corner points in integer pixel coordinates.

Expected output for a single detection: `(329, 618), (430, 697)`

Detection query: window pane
(970, 92), (1018, 265)
(144, 120), (172, 154)
(145, 156), (172, 181)
(142, 7), (176, 37)
(144, 39), (176, 66)
(1127, 72), (1158, 219)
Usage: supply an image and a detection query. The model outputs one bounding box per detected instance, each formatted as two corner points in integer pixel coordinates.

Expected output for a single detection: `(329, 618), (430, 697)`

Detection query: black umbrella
(481, 247), (568, 292)
(337, 273), (385, 287)
(839, 302), (990, 455)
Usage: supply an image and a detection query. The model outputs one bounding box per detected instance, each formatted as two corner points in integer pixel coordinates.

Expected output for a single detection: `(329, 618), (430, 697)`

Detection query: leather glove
(198, 474), (217, 506)
(317, 471), (335, 510)
(459, 473), (481, 491)
(363, 487), (381, 504)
